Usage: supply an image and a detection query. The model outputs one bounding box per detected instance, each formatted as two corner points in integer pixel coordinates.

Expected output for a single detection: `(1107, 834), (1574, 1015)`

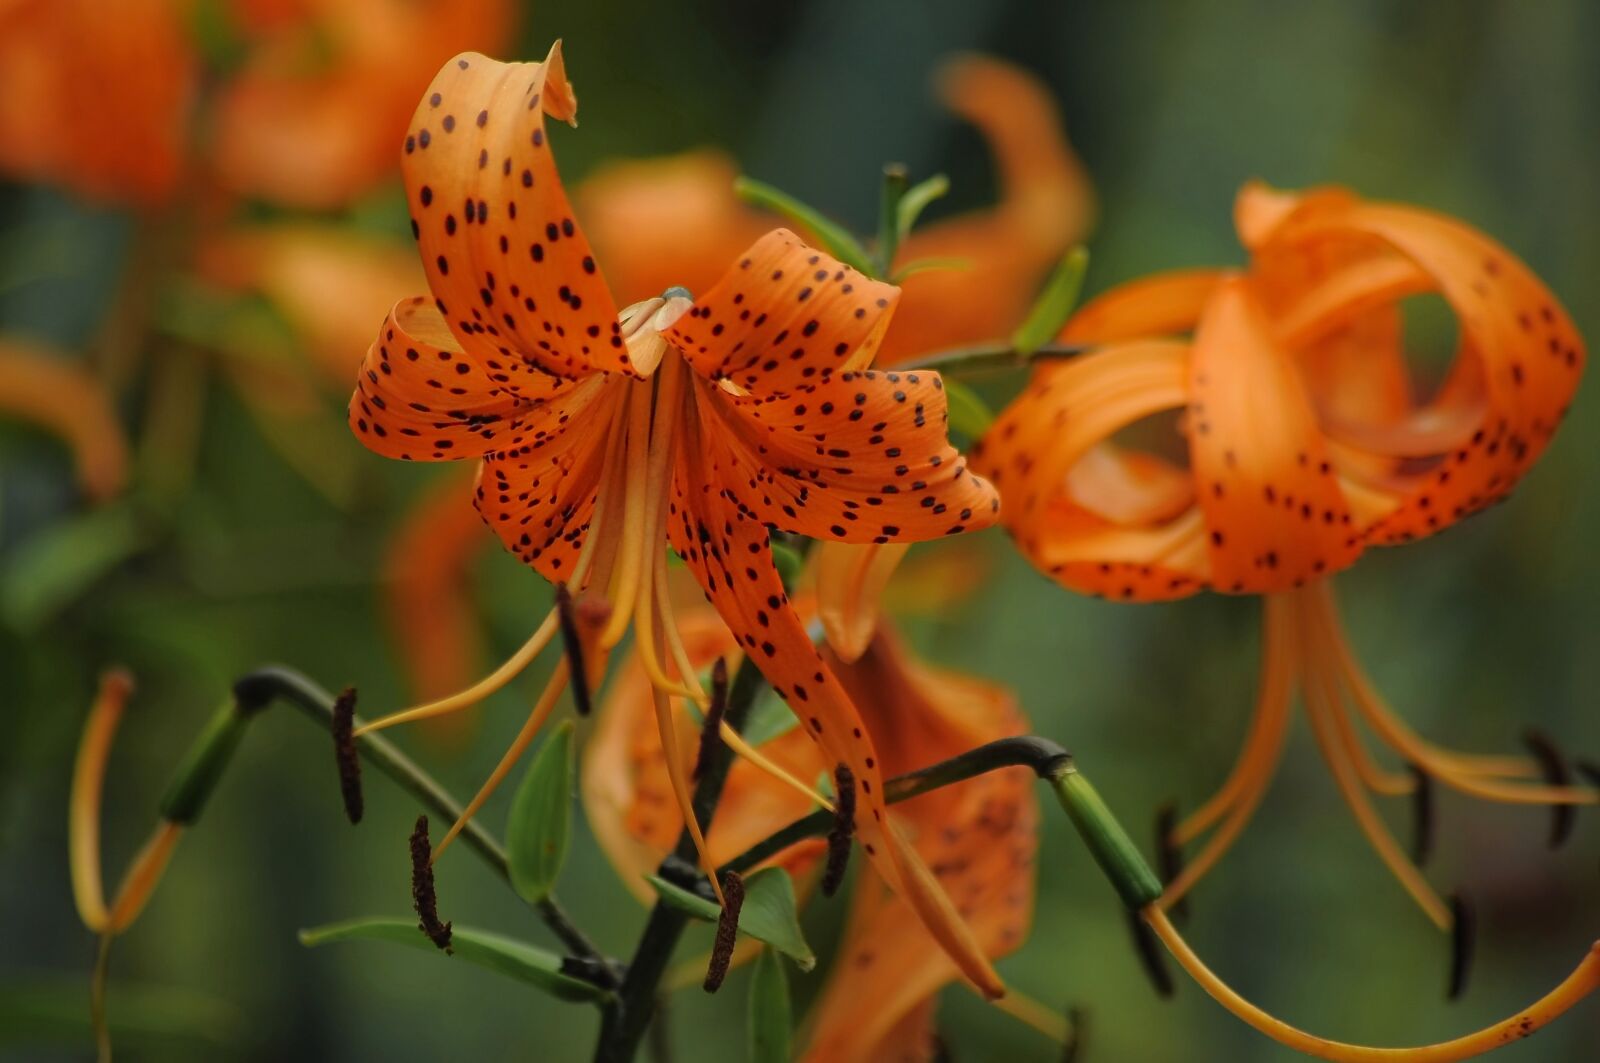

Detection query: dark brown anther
(1408, 763), (1435, 866)
(1522, 728), (1576, 849)
(692, 658), (730, 780)
(1575, 758), (1600, 788)
(332, 686), (364, 825)
(1153, 801), (1187, 922)
(409, 815), (453, 953)
(1125, 908), (1174, 999)
(1448, 893), (1475, 1001)
(821, 764), (857, 898)
(554, 584), (592, 717)
(702, 871), (745, 993)
(1061, 1006), (1087, 1063)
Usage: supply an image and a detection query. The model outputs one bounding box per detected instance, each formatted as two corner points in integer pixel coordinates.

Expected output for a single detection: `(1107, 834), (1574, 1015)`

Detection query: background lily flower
(348, 45), (1005, 993)
(583, 607), (1038, 1061)
(974, 181), (1592, 930)
(381, 51), (1093, 694)
(0, 338), (128, 502)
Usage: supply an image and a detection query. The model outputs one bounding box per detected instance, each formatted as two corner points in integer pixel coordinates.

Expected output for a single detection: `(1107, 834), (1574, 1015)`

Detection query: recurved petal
(972, 342), (1207, 601)
(695, 366), (1000, 544)
(1060, 269), (1223, 344)
(668, 411), (1004, 998)
(1189, 279), (1362, 592)
(664, 229), (899, 395)
(0, 339), (128, 501)
(816, 540), (910, 663)
(350, 297), (542, 460)
(403, 45), (627, 380)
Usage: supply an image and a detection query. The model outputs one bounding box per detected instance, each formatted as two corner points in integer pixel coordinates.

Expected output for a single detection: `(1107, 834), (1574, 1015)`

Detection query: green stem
(231, 667), (611, 973)
(90, 933), (112, 1063)
(902, 341), (1087, 376)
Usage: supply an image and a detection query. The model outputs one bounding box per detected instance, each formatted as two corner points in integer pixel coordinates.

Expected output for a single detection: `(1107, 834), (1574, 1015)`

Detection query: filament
(653, 684), (726, 906)
(718, 722), (836, 813)
(601, 385), (653, 648)
(71, 671), (133, 933)
(1144, 905), (1600, 1062)
(432, 661), (570, 861)
(353, 611), (560, 736)
(983, 986), (1077, 1046)
(106, 821), (184, 933)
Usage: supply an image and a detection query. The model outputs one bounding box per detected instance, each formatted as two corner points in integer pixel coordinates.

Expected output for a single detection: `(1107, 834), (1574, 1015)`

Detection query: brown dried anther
(1522, 728), (1576, 849)
(409, 815), (453, 952)
(554, 584), (593, 717)
(1448, 893), (1475, 1001)
(1408, 763), (1435, 866)
(702, 871), (745, 993)
(821, 763), (857, 898)
(1153, 801), (1187, 921)
(1126, 908), (1174, 999)
(692, 657), (730, 780)
(332, 686), (364, 825)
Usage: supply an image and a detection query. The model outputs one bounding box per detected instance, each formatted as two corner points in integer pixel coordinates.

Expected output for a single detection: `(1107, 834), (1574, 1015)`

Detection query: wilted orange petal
(0, 341), (128, 502)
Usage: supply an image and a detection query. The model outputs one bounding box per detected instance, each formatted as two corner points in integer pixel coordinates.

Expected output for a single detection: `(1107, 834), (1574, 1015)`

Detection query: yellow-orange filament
(70, 670), (134, 933)
(106, 821), (184, 933)
(433, 661), (571, 862)
(652, 685), (726, 906)
(717, 722), (836, 813)
(1145, 905), (1600, 1062)
(353, 611), (560, 737)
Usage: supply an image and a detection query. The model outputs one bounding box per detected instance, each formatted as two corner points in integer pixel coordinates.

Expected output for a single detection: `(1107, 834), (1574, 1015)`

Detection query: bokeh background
(4, 1), (1598, 1060)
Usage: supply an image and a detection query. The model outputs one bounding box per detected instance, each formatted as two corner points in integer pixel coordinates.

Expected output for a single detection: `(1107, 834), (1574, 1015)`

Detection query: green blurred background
(3, 1), (1598, 1060)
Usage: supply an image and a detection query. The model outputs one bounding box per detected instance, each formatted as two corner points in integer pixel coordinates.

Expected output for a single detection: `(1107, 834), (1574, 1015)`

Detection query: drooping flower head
(348, 44), (1005, 993)
(974, 182), (1593, 928)
(583, 606), (1038, 1061)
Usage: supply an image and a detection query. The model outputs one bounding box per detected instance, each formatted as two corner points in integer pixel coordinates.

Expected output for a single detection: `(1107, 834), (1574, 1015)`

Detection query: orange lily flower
(0, 0), (509, 208)
(0, 339), (129, 502)
(384, 52), (1091, 691)
(583, 607), (1038, 1060)
(974, 181), (1592, 929)
(348, 45), (1004, 994)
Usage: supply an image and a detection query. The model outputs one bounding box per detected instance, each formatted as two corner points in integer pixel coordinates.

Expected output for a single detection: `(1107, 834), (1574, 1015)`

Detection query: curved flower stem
(90, 932), (112, 1063)
(231, 666), (609, 972)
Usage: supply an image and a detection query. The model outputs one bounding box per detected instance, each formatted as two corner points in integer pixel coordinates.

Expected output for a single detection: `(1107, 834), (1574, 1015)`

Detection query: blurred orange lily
(583, 607), (1039, 1060)
(348, 45), (1004, 994)
(0, 339), (128, 502)
(975, 182), (1593, 929)
(0, 0), (510, 208)
(385, 52), (1092, 691)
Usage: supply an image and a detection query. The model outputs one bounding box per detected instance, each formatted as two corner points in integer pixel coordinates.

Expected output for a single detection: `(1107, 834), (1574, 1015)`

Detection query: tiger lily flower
(347, 45), (1004, 993)
(974, 181), (1593, 931)
(583, 606), (1040, 1060)
(0, 339), (128, 502)
(0, 0), (509, 208)
(382, 51), (1092, 692)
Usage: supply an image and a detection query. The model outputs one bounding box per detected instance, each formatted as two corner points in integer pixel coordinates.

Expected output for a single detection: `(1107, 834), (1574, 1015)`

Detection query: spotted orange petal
(669, 405), (1004, 999)
(664, 229), (898, 395)
(1189, 278), (1361, 592)
(694, 366), (1000, 544)
(402, 46), (627, 380)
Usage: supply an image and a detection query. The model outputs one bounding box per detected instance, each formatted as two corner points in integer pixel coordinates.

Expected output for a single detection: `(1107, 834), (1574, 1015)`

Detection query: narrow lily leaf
(875, 164), (909, 278)
(0, 504), (148, 630)
(734, 177), (877, 280)
(0, 978), (241, 1048)
(506, 721), (575, 904)
(942, 377), (995, 440)
(740, 688), (800, 748)
(646, 868), (816, 971)
(769, 539), (805, 592)
(298, 918), (610, 1003)
(1010, 245), (1090, 356)
(890, 256), (972, 283)
(895, 173), (950, 241)
(748, 949), (792, 1063)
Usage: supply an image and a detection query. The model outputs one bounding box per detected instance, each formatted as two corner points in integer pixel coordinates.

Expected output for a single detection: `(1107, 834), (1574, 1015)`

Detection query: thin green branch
(232, 666), (611, 975)
(902, 341), (1087, 376)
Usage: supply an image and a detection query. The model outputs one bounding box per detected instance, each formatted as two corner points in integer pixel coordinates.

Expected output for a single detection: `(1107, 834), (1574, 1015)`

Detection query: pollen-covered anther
(703, 871), (745, 993)
(822, 763), (857, 897)
(692, 657), (730, 780)
(554, 585), (595, 716)
(409, 815), (453, 952)
(332, 686), (364, 824)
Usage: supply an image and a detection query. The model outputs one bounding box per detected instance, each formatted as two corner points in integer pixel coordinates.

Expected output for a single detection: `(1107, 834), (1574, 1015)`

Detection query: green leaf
(769, 539), (805, 592)
(1010, 245), (1090, 356)
(740, 689), (800, 748)
(646, 867), (815, 971)
(298, 919), (611, 1003)
(890, 256), (972, 283)
(734, 177), (878, 279)
(0, 503), (149, 630)
(942, 378), (995, 440)
(748, 949), (792, 1063)
(0, 978), (241, 1048)
(896, 173), (950, 242)
(506, 721), (575, 904)
(875, 165), (910, 277)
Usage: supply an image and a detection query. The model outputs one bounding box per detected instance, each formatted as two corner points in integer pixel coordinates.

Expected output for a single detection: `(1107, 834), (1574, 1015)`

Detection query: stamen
(982, 986), (1079, 1047)
(554, 586), (593, 717)
(1153, 801), (1188, 922)
(692, 658), (729, 780)
(822, 764), (856, 897)
(1145, 905), (1600, 1061)
(652, 686), (726, 906)
(106, 821), (183, 933)
(1522, 728), (1577, 849)
(353, 611), (560, 736)
(1448, 894), (1475, 1001)
(432, 662), (570, 861)
(719, 722), (836, 813)
(702, 871), (745, 993)
(601, 386), (653, 648)
(569, 391), (632, 591)
(1578, 759), (1600, 789)
(409, 816), (453, 952)
(1409, 764), (1435, 867)
(332, 686), (363, 824)
(71, 670), (134, 933)
(1125, 905), (1175, 999)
